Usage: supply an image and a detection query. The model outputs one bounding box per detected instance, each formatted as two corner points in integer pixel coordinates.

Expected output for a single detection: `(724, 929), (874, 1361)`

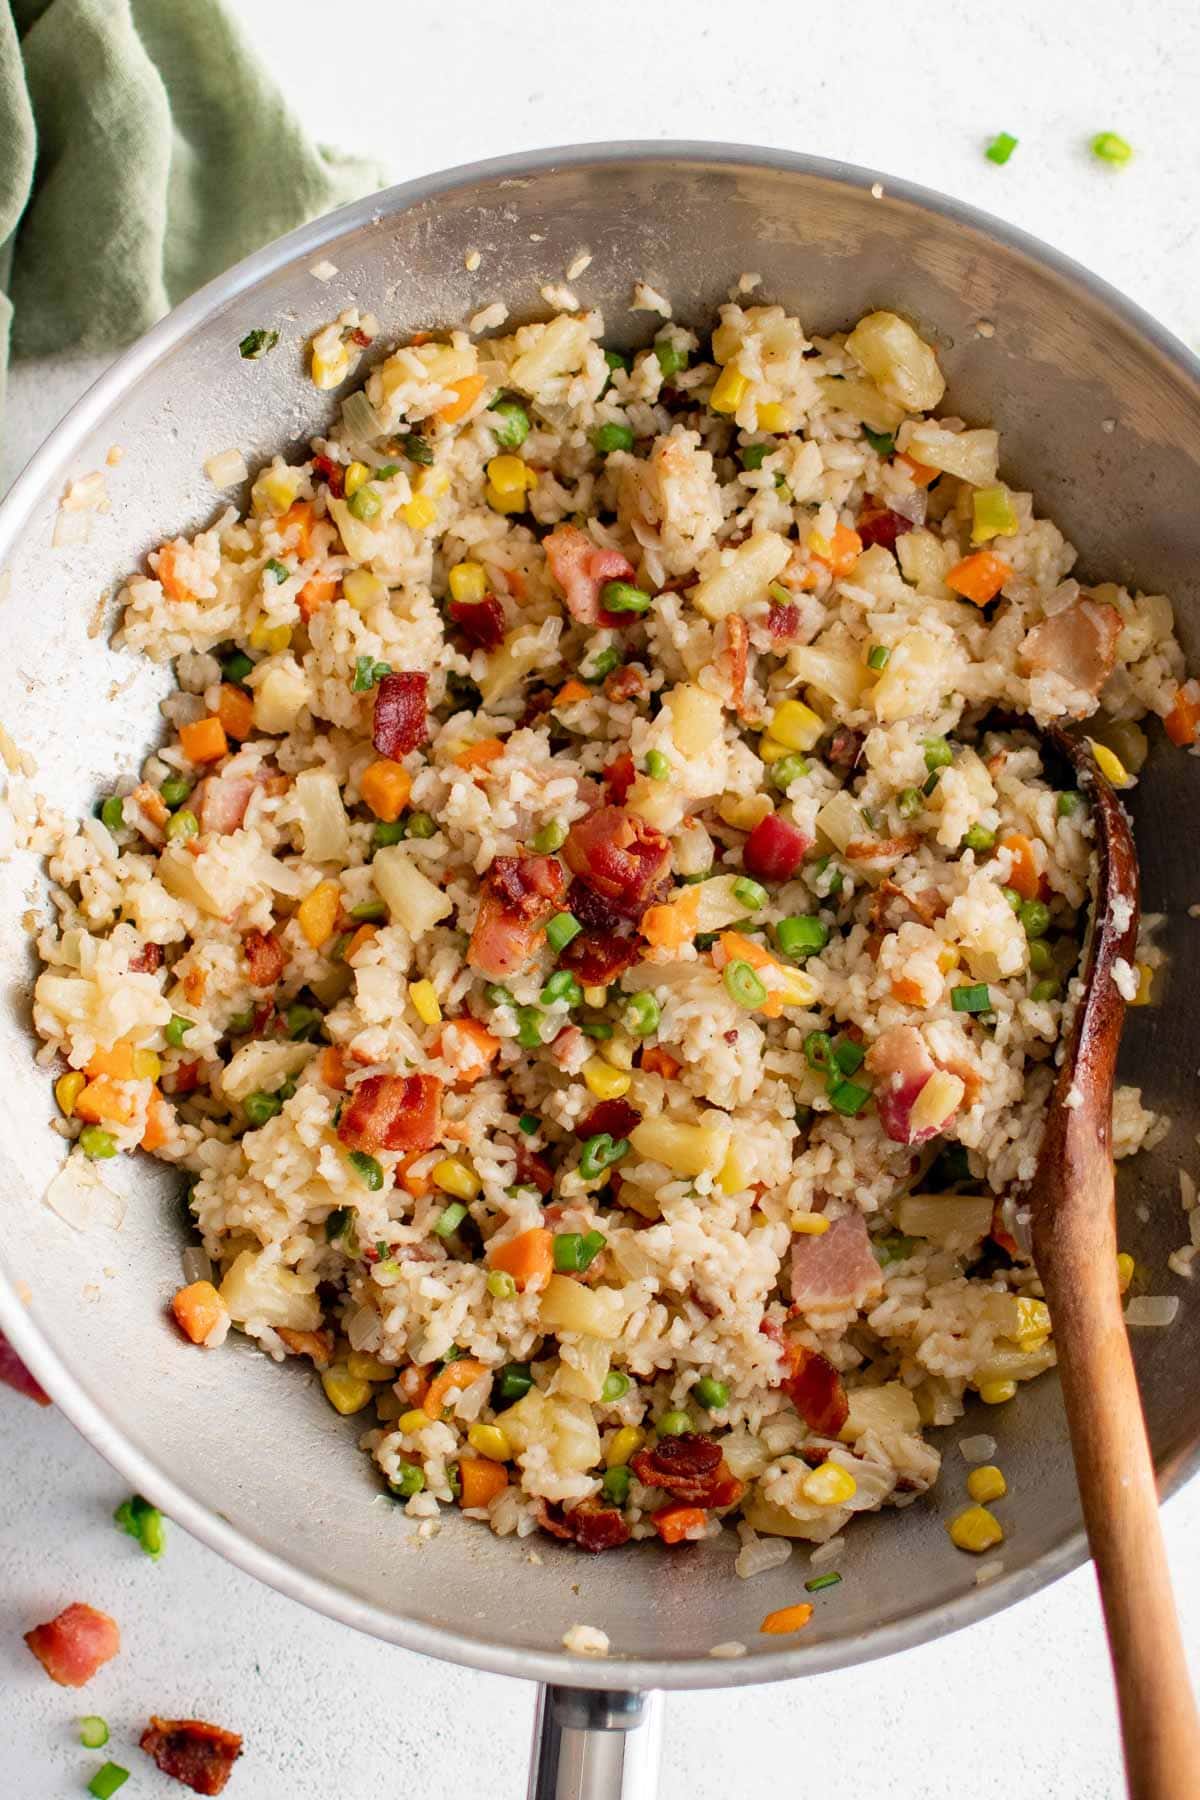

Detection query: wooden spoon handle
(1042, 1246), (1200, 1799)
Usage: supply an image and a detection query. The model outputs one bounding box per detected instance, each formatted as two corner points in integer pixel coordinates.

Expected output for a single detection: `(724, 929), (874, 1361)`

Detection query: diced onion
(181, 1246), (213, 1285)
(204, 449), (249, 487)
(341, 389), (384, 444)
(958, 1434), (997, 1465)
(735, 1531), (793, 1579)
(1125, 1296), (1180, 1328)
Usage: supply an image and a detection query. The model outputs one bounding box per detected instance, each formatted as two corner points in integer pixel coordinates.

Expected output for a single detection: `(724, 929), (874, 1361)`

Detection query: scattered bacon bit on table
(140, 1717), (244, 1795)
(467, 853), (570, 978)
(779, 1341), (850, 1437)
(563, 806), (672, 919)
(544, 523), (638, 627)
(0, 1328), (50, 1405)
(241, 930), (284, 988)
(372, 671), (429, 757)
(337, 1073), (443, 1153)
(24, 1602), (120, 1687)
(789, 1213), (884, 1315)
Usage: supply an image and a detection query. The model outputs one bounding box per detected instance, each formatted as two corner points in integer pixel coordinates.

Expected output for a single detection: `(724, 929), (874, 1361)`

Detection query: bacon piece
(864, 1024), (939, 1144)
(781, 1343), (850, 1436)
(24, 1603), (120, 1687)
(764, 600), (804, 643)
(196, 776), (255, 837)
(242, 930), (284, 988)
(827, 727), (864, 771)
(544, 523), (638, 628)
(539, 1498), (632, 1552)
(743, 813), (812, 883)
(337, 1073), (442, 1153)
(856, 497), (912, 551)
(789, 1213), (884, 1312)
(311, 454), (344, 498)
(868, 878), (945, 936)
(0, 1329), (50, 1405)
(514, 1141), (554, 1197)
(844, 833), (920, 864)
(631, 1434), (744, 1508)
(1019, 596), (1122, 707)
(139, 1717), (244, 1795)
(563, 806), (672, 920)
(449, 595), (506, 650)
(604, 663), (647, 704)
(577, 1098), (640, 1141)
(129, 942), (164, 974)
(558, 926), (641, 987)
(716, 614), (749, 714)
(276, 1327), (334, 1367)
(467, 853), (569, 979)
(603, 752), (637, 805)
(373, 672), (429, 757)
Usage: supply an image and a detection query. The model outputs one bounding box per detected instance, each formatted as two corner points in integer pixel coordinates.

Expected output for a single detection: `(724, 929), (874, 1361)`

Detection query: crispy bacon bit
(0, 1329), (50, 1405)
(789, 1213), (884, 1313)
(24, 1603), (120, 1687)
(337, 1073), (443, 1153)
(780, 1343), (850, 1436)
(544, 523), (638, 628)
(869, 878), (945, 936)
(717, 614), (750, 715)
(577, 1098), (641, 1141)
(196, 776), (255, 837)
(743, 813), (812, 883)
(631, 1435), (746, 1509)
(827, 727), (864, 771)
(604, 663), (647, 704)
(856, 496), (912, 551)
(139, 1717), (244, 1795)
(603, 751), (637, 804)
(449, 594), (506, 650)
(565, 877), (624, 935)
(1019, 596), (1122, 709)
(168, 1060), (201, 1096)
(373, 672), (429, 757)
(990, 1198), (1020, 1260)
(844, 833), (920, 863)
(558, 927), (641, 986)
(539, 1498), (632, 1552)
(563, 806), (672, 920)
(514, 1141), (554, 1197)
(468, 854), (569, 979)
(276, 1327), (334, 1367)
(763, 600), (805, 644)
(129, 942), (163, 974)
(864, 1024), (938, 1144)
(349, 325), (372, 347)
(242, 930), (284, 988)
(311, 454), (344, 499)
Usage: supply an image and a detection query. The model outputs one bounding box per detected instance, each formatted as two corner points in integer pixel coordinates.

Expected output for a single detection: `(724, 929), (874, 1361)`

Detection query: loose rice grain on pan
(23, 293), (1192, 1559)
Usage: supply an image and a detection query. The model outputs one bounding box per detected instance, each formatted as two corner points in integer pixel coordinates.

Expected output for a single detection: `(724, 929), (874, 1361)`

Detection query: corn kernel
(408, 979), (442, 1026)
(55, 1071), (86, 1118)
(756, 735), (791, 765)
(416, 465), (450, 500)
(432, 1156), (482, 1200)
(346, 1352), (394, 1383)
(710, 366), (749, 414)
(598, 1033), (635, 1071)
(467, 1422), (512, 1461)
(605, 1425), (644, 1469)
(801, 1461), (858, 1507)
(756, 402), (787, 432)
(311, 345), (350, 390)
(805, 529), (833, 559)
(947, 1503), (1005, 1553)
(966, 1464), (1008, 1504)
(402, 493), (438, 530)
(1014, 1297), (1051, 1350)
(486, 455), (533, 496)
(321, 1368), (373, 1415)
(936, 945), (960, 973)
(485, 483), (527, 515)
(249, 618), (292, 653)
(978, 1379), (1017, 1405)
(1130, 962), (1154, 1006)
(718, 1140), (755, 1196)
(583, 1058), (632, 1101)
(343, 461), (370, 498)
(768, 700), (825, 753)
(791, 1212), (831, 1235)
(256, 470), (300, 515)
(449, 561), (487, 605)
(718, 791), (774, 830)
(775, 965), (819, 1007)
(583, 985), (608, 1008)
(343, 568), (387, 611)
(1117, 1252), (1135, 1294)
(132, 1049), (161, 1081)
(398, 1408), (431, 1433)
(1088, 739), (1129, 787)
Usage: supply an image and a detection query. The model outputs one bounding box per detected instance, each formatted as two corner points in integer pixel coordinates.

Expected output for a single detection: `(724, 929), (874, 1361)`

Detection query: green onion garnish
(239, 328), (279, 360)
(985, 132), (1019, 166)
(805, 1570), (843, 1592)
(951, 982), (992, 1014)
(545, 911), (582, 953)
(1091, 131), (1133, 166)
(348, 1151), (384, 1190)
(723, 959), (767, 1009)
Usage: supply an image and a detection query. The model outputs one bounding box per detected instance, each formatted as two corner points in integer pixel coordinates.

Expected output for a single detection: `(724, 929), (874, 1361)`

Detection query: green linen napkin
(0, 0), (383, 418)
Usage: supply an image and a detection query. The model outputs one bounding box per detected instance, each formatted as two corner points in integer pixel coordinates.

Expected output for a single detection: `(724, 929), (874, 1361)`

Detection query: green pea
(406, 811), (436, 839)
(601, 1464), (632, 1505)
(741, 443), (771, 470)
(654, 337), (688, 378)
(644, 749), (670, 780)
(1031, 978), (1060, 1002)
(490, 399), (530, 449)
(347, 485), (382, 521)
(772, 754), (810, 790)
(962, 824), (996, 852)
(593, 422), (634, 454)
(1056, 789), (1082, 818)
(601, 1370), (631, 1403)
(656, 1409), (691, 1436)
(99, 796), (124, 832)
(78, 1126), (116, 1159)
(540, 969), (582, 1007)
(923, 736), (953, 772)
(372, 819), (406, 849)
(165, 1015), (193, 1048)
(622, 992), (660, 1038)
(531, 818), (567, 854)
(243, 1090), (282, 1127)
(1028, 938), (1054, 975)
(159, 773), (194, 810)
(1019, 899), (1051, 939)
(693, 1376), (730, 1410)
(165, 808), (199, 842)
(390, 1462), (426, 1498)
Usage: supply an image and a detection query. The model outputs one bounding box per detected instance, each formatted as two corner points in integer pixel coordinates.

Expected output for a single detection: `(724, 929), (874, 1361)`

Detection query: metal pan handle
(528, 1686), (663, 1800)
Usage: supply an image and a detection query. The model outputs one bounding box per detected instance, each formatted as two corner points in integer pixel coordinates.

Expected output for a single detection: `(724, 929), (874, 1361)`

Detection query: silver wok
(2, 145), (1199, 1799)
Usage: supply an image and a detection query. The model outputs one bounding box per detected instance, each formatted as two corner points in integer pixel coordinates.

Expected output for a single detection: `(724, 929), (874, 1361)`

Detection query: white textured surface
(5, 2), (1200, 1793)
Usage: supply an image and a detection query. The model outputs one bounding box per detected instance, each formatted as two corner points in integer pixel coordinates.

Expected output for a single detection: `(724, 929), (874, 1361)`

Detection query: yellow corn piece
(256, 469), (301, 515)
(769, 700), (825, 753)
(947, 1504), (1005, 1553)
(710, 367), (749, 414)
(449, 561), (487, 604)
(966, 1464), (1008, 1504)
(343, 461), (371, 498)
(791, 1213), (831, 1235)
(718, 1139), (755, 1196)
(399, 1408), (431, 1433)
(1130, 962), (1154, 1006)
(485, 482), (525, 515)
(132, 1049), (161, 1081)
(343, 568), (387, 610)
(805, 529), (832, 559)
(1088, 739), (1129, 787)
(432, 1156), (482, 1200)
(311, 344), (350, 390)
(605, 1425), (644, 1469)
(402, 493), (438, 530)
(321, 1368), (373, 1415)
(416, 466), (450, 500)
(583, 985), (608, 1008)
(408, 979), (442, 1026)
(1116, 1251), (1135, 1294)
(346, 1352), (394, 1383)
(801, 1461), (858, 1507)
(978, 1379), (1017, 1405)
(718, 792), (774, 829)
(598, 1034), (634, 1071)
(486, 455), (533, 496)
(583, 1058), (632, 1101)
(249, 618), (292, 654)
(756, 402), (787, 432)
(298, 879), (341, 949)
(55, 1071), (86, 1118)
(1014, 1297), (1051, 1350)
(756, 736), (792, 766)
(774, 965), (819, 1008)
(936, 944), (961, 974)
(467, 1422), (512, 1461)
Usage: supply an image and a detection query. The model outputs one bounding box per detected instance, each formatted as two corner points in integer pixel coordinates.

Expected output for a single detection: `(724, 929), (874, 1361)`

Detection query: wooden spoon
(1026, 726), (1200, 1799)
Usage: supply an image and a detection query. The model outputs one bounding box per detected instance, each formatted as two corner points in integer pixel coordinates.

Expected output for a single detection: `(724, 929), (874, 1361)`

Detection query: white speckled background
(4, 2), (1199, 1793)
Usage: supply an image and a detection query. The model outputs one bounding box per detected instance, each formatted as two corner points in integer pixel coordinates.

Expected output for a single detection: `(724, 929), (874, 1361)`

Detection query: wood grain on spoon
(1027, 727), (1200, 1800)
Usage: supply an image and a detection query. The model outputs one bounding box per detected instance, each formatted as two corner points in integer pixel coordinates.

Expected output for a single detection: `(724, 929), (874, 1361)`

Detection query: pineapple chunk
(371, 848), (452, 937)
(629, 1114), (732, 1178)
(498, 1388), (602, 1473)
(667, 683), (723, 756)
(817, 374), (906, 435)
(895, 1192), (995, 1249)
(539, 1275), (626, 1340)
(904, 424), (1000, 487)
(787, 640), (871, 711)
(871, 629), (947, 723)
(839, 1382), (922, 1444)
(691, 532), (791, 621)
(845, 311), (946, 413)
(219, 1250), (321, 1330)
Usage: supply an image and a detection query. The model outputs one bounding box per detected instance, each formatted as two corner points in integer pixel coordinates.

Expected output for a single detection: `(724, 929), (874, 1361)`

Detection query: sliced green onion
(347, 485), (381, 521)
(601, 1464), (632, 1505)
(923, 736), (953, 772)
(239, 328), (278, 360)
(805, 1570), (843, 1592)
(733, 876), (767, 911)
(78, 1126), (116, 1159)
(490, 399), (530, 448)
(740, 443), (771, 470)
(540, 969), (582, 1007)
(828, 1078), (871, 1116)
(348, 1151), (383, 1190)
(553, 1232), (585, 1272)
(325, 1206), (353, 1242)
(400, 432), (434, 465)
(656, 1408), (691, 1436)
(863, 426), (895, 456)
(580, 1019), (613, 1039)
(374, 463), (401, 480)
(971, 486), (1018, 544)
(951, 982), (992, 1014)
(874, 1231), (919, 1267)
(486, 1270), (517, 1300)
(644, 749), (670, 780)
(593, 422), (634, 454)
(767, 581), (792, 606)
(579, 1132), (630, 1180)
(515, 1006), (544, 1048)
(1000, 885), (1022, 912)
(604, 349), (632, 375)
(531, 818), (568, 854)
(79, 1718), (110, 1750)
(222, 648), (255, 684)
(723, 959), (767, 1009)
(390, 1462), (425, 1498)
(1091, 131), (1133, 165)
(776, 915), (828, 960)
(833, 1038), (865, 1077)
(433, 1201), (468, 1238)
(159, 773), (194, 809)
(897, 786), (923, 820)
(286, 1003), (322, 1041)
(601, 1370), (631, 1402)
(587, 648), (621, 682)
(545, 911), (582, 953)
(352, 654), (392, 692)
(87, 1762), (130, 1798)
(494, 1362), (532, 1403)
(866, 644), (890, 672)
(693, 1376), (730, 1410)
(349, 899), (387, 922)
(804, 1030), (834, 1072)
(114, 1494), (165, 1559)
(165, 1015), (193, 1048)
(600, 580), (653, 614)
(985, 132), (1019, 166)
(165, 808), (199, 842)
(484, 983), (513, 1007)
(654, 337), (688, 378)
(622, 991), (660, 1038)
(243, 1089), (283, 1126)
(264, 558), (289, 584)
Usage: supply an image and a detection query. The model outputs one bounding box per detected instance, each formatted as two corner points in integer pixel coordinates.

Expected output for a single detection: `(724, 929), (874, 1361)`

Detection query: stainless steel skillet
(1, 144), (1199, 1799)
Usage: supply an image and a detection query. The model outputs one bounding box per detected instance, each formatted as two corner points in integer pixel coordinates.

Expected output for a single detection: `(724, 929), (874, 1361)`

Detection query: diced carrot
(946, 550), (1013, 607)
(458, 1455), (509, 1509)
(297, 879), (341, 949)
(423, 1357), (490, 1421)
(640, 1046), (681, 1080)
(319, 1045), (347, 1089)
(131, 782), (169, 828)
(279, 500), (315, 559)
(640, 885), (701, 951)
(216, 683), (255, 741)
(999, 831), (1040, 901)
(179, 716), (228, 765)
(487, 1226), (554, 1293)
(890, 974), (928, 1006)
(1164, 680), (1200, 747)
(504, 567), (527, 601)
(554, 680), (591, 708)
(75, 1078), (134, 1125)
(759, 1602), (814, 1635)
(86, 1043), (135, 1080)
(297, 572), (339, 620)
(718, 929), (773, 971)
(895, 452), (939, 487)
(454, 736), (506, 771)
(437, 1016), (500, 1084)
(140, 1088), (172, 1152)
(182, 966), (207, 1004)
(344, 923), (379, 964)
(400, 1364), (431, 1407)
(155, 544), (191, 601)
(811, 522), (862, 578)
(360, 758), (412, 822)
(171, 1280), (227, 1345)
(438, 372), (487, 423)
(653, 1503), (708, 1545)
(396, 1151), (433, 1198)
